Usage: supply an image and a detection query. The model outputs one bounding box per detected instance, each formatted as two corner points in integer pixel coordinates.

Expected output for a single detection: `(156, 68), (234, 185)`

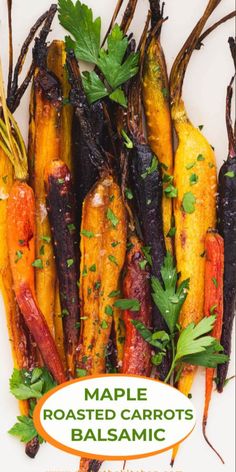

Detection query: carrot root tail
(202, 418), (225, 464)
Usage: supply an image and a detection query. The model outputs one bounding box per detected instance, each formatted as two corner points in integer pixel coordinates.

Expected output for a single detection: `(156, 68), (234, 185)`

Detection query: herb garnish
(8, 368), (56, 444)
(141, 156), (158, 179)
(182, 192), (196, 214)
(81, 229), (95, 238)
(67, 258), (74, 268)
(58, 1), (139, 106)
(107, 208), (119, 228)
(132, 253), (228, 382)
(32, 259), (43, 269)
(15, 250), (23, 263)
(114, 298), (140, 311)
(164, 184), (178, 198)
(121, 129), (134, 149)
(189, 173), (199, 186)
(225, 171), (235, 178)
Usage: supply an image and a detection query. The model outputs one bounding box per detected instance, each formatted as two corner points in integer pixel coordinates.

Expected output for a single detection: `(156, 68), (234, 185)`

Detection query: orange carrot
(202, 230), (224, 463)
(7, 181), (66, 384)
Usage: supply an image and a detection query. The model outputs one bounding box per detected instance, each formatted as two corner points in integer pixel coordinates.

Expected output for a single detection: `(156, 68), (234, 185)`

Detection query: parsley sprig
(58, 0), (139, 106)
(8, 368), (56, 444)
(151, 252), (190, 333)
(132, 252), (228, 382)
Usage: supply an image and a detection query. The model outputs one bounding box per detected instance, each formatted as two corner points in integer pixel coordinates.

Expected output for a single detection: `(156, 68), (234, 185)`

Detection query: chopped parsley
(81, 229), (95, 238)
(32, 259), (43, 269)
(182, 192), (196, 214)
(67, 258), (74, 268)
(107, 208), (119, 228)
(141, 156), (158, 179)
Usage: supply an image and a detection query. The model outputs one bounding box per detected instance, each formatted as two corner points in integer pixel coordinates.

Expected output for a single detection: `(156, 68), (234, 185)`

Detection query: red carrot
(7, 182), (66, 384)
(203, 230), (224, 463)
(122, 236), (152, 376)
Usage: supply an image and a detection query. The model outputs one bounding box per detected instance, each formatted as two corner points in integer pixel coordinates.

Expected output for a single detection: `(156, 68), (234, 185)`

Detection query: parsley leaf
(58, 0), (101, 64)
(121, 130), (133, 149)
(182, 192), (196, 214)
(225, 171), (235, 178)
(175, 316), (217, 360)
(189, 173), (199, 186)
(81, 229), (95, 238)
(151, 252), (190, 333)
(76, 368), (87, 377)
(10, 367), (56, 401)
(141, 156), (158, 179)
(108, 255), (118, 266)
(8, 416), (41, 443)
(109, 88), (127, 107)
(32, 259), (43, 269)
(10, 369), (42, 400)
(82, 71), (109, 103)
(114, 298), (140, 311)
(181, 340), (228, 367)
(131, 321), (170, 349)
(59, 2), (139, 107)
(15, 250), (23, 263)
(164, 184), (178, 198)
(107, 208), (119, 228)
(98, 33), (139, 89)
(197, 154), (205, 161)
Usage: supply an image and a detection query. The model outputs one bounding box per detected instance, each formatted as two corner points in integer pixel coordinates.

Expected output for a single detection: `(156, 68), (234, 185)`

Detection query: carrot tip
(202, 422), (225, 464)
(170, 458), (175, 468)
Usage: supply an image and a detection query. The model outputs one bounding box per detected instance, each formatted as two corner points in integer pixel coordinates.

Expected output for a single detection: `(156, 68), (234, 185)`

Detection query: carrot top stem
(226, 38), (236, 158)
(170, 0), (222, 108)
(128, 12), (150, 136)
(196, 11), (236, 50)
(120, 0), (138, 34)
(0, 57), (28, 180)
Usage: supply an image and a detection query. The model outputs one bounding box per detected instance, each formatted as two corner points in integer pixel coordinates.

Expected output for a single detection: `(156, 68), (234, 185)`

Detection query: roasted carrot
(142, 0), (174, 251)
(0, 57), (66, 385)
(45, 160), (80, 378)
(28, 50), (62, 336)
(112, 303), (126, 371)
(169, 0), (220, 398)
(217, 37), (236, 392)
(67, 53), (105, 225)
(122, 236), (152, 375)
(54, 279), (67, 368)
(7, 181), (66, 385)
(46, 40), (74, 361)
(0, 11), (57, 456)
(202, 231), (224, 463)
(127, 20), (169, 380)
(169, 1), (222, 465)
(78, 173), (127, 374)
(47, 40), (73, 172)
(0, 148), (30, 418)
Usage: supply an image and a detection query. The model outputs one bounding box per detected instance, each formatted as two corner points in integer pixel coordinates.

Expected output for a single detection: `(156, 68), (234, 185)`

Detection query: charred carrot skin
(47, 40), (74, 362)
(28, 65), (61, 336)
(47, 40), (73, 173)
(203, 231), (224, 460)
(78, 173), (127, 375)
(122, 237), (152, 376)
(45, 160), (80, 378)
(142, 2), (174, 251)
(217, 53), (236, 391)
(7, 181), (66, 385)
